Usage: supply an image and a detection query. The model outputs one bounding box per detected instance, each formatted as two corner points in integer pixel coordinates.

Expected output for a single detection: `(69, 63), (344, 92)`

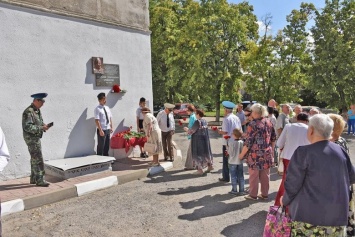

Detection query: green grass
(204, 110), (222, 117)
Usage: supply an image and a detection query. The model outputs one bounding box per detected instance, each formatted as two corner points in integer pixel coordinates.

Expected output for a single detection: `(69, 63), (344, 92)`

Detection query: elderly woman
(274, 112), (310, 207)
(141, 107), (162, 166)
(238, 103), (276, 200)
(184, 109), (213, 175)
(184, 104), (197, 170)
(328, 113), (354, 236)
(281, 114), (355, 236)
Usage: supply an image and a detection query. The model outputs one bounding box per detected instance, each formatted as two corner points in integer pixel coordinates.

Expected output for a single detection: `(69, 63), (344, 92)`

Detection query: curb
(1, 146), (182, 217)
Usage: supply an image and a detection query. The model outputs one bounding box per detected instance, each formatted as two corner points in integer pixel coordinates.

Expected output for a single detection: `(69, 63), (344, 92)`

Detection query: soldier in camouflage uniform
(22, 93), (52, 187)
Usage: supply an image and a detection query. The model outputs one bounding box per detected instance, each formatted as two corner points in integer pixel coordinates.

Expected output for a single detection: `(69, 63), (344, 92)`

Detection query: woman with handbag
(281, 114), (355, 236)
(184, 109), (213, 175)
(141, 107), (162, 166)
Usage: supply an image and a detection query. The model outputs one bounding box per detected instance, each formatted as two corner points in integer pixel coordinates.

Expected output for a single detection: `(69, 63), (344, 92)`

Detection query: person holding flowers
(184, 109), (213, 175)
(238, 103), (276, 201)
(141, 107), (162, 166)
(218, 101), (241, 182)
(183, 104), (197, 170)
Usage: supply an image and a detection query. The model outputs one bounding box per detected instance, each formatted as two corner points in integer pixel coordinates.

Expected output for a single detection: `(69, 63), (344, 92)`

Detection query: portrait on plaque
(92, 57), (104, 74)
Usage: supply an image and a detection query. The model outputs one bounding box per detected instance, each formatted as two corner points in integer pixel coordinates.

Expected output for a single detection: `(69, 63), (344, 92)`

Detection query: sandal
(206, 167), (214, 173)
(244, 195), (258, 201)
(257, 194), (269, 200)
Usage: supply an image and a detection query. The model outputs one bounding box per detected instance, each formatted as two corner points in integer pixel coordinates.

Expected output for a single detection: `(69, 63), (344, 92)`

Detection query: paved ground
(2, 118), (355, 237)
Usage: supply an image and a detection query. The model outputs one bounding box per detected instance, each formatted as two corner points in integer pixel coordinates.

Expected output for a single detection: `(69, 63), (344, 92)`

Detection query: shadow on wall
(64, 108), (96, 158)
(85, 59), (94, 85)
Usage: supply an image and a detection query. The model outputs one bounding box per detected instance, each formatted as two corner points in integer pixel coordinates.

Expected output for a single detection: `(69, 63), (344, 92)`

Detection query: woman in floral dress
(238, 103), (276, 200)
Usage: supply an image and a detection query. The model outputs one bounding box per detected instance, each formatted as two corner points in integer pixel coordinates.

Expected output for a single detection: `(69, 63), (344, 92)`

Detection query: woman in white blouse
(274, 112), (310, 206)
(142, 107), (162, 166)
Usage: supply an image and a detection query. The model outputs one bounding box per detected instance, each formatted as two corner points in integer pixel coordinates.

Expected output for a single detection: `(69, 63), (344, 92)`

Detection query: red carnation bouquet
(112, 84), (127, 93)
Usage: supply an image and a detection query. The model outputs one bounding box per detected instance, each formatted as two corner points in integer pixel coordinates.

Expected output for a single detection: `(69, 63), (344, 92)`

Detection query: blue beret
(222, 101), (235, 109)
(31, 93), (48, 99)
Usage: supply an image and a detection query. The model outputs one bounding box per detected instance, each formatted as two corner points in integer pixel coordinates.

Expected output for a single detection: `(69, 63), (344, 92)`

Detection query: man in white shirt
(156, 103), (175, 161)
(94, 93), (113, 156)
(0, 126), (10, 236)
(218, 101), (241, 182)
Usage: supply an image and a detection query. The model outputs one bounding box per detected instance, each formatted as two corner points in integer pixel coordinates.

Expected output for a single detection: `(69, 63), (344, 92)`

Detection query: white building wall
(0, 3), (152, 179)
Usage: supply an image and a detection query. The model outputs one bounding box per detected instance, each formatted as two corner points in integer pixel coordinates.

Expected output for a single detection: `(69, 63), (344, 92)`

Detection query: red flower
(212, 126), (218, 131)
(183, 117), (186, 121)
(112, 84), (121, 93)
(224, 135), (231, 140)
(178, 121), (183, 126)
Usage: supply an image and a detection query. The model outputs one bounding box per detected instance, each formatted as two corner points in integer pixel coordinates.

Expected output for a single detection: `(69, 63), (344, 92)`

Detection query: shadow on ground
(221, 211), (267, 237)
(178, 191), (276, 221)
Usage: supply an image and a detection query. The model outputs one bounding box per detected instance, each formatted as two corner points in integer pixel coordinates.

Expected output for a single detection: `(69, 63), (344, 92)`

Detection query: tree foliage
(310, 0), (355, 109)
(150, 0), (258, 120)
(150, 0), (355, 112)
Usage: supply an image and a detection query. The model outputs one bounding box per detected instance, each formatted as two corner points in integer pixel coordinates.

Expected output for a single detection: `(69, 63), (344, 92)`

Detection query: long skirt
(184, 140), (194, 169)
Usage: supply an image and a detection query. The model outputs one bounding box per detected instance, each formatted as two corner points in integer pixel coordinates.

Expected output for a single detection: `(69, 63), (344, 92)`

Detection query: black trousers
(97, 129), (111, 156)
(222, 145), (230, 181)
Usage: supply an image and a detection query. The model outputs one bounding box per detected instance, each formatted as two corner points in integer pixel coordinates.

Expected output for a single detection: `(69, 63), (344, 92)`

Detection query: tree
(310, 0), (355, 108)
(172, 0), (258, 120)
(241, 3), (315, 105)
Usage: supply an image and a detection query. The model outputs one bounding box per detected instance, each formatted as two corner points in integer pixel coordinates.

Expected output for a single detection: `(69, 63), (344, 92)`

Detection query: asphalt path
(3, 119), (355, 237)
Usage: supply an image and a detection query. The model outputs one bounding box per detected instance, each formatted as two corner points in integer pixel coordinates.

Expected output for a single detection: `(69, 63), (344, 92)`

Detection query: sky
(229, 0), (326, 34)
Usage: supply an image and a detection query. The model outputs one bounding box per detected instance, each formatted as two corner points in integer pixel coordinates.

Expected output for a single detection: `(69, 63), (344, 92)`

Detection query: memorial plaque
(96, 64), (120, 87)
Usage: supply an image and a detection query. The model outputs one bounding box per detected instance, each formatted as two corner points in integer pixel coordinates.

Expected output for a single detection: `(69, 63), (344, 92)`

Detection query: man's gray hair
(225, 108), (233, 113)
(308, 114), (334, 139)
(250, 103), (268, 117)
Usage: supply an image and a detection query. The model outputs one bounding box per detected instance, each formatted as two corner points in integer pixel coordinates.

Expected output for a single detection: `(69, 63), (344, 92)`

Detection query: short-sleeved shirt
(348, 110), (355, 120)
(228, 139), (244, 165)
(136, 107), (144, 120)
(236, 111), (246, 125)
(94, 105), (112, 130)
(156, 110), (175, 132)
(244, 118), (276, 170)
(221, 113), (241, 145)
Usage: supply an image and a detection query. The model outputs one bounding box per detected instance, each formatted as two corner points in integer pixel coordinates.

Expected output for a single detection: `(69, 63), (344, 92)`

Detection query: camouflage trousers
(25, 139), (45, 177)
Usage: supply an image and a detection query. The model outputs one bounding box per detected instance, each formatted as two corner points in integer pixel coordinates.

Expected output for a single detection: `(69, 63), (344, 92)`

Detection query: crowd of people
(2, 92), (355, 236)
(176, 100), (355, 236)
